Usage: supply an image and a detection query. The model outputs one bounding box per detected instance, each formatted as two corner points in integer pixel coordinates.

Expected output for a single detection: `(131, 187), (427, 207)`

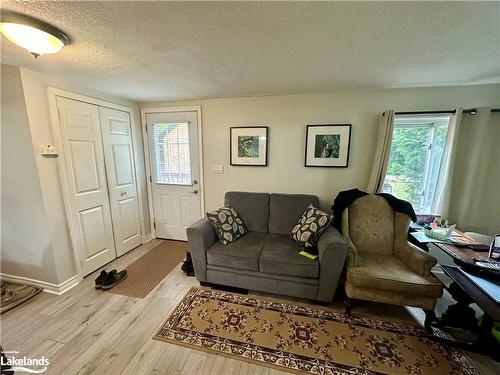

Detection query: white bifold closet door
(56, 97), (116, 276)
(99, 107), (142, 256)
(56, 97), (142, 276)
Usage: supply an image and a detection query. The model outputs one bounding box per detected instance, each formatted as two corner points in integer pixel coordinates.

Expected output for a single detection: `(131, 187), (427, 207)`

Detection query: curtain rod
(394, 108), (500, 115)
(395, 110), (455, 115)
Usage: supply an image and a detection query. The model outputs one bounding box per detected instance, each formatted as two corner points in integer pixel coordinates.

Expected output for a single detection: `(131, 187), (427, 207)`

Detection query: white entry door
(146, 111), (202, 240)
(99, 107), (143, 256)
(56, 97), (116, 276)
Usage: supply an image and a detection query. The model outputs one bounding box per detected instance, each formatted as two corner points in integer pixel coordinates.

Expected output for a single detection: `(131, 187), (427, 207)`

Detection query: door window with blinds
(151, 122), (193, 185)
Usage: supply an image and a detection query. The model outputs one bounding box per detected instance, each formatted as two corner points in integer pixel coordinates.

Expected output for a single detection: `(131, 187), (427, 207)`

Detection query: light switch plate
(212, 164), (224, 174)
(40, 145), (58, 157)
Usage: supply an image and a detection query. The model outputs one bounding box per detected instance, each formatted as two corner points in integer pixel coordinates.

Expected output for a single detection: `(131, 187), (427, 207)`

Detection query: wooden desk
(441, 266), (499, 321)
(410, 228), (499, 356)
(433, 241), (491, 265)
(433, 266), (500, 359)
(421, 233), (499, 359)
(430, 239), (495, 332)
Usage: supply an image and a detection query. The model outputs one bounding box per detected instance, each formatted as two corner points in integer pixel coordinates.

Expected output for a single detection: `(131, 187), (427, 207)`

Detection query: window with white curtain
(382, 115), (451, 214)
(152, 122), (192, 185)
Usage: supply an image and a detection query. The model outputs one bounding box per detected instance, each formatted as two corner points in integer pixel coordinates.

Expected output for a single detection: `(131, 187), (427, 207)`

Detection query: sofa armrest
(316, 225), (348, 302)
(395, 242), (436, 277)
(186, 218), (217, 282)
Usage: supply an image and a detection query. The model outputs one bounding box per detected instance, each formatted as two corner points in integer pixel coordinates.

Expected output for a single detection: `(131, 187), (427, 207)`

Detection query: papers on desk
(411, 232), (455, 244)
(461, 270), (500, 304)
(410, 230), (476, 245)
(449, 231), (479, 245)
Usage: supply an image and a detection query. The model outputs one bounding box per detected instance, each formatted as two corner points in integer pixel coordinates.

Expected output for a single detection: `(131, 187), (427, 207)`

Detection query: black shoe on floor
(95, 270), (116, 289)
(101, 270), (128, 290)
(181, 252), (195, 277)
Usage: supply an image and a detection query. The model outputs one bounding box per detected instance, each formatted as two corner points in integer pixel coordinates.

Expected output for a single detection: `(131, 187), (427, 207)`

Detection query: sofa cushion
(207, 232), (266, 272)
(207, 206), (247, 245)
(225, 192), (269, 233)
(259, 234), (319, 278)
(268, 193), (319, 235)
(347, 255), (443, 298)
(291, 204), (333, 251)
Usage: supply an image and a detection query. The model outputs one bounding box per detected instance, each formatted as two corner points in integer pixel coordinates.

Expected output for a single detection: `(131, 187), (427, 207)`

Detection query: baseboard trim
(144, 233), (155, 243)
(0, 273), (79, 295)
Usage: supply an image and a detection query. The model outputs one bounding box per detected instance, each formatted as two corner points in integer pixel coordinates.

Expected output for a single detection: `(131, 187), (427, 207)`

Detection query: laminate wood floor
(1, 239), (498, 375)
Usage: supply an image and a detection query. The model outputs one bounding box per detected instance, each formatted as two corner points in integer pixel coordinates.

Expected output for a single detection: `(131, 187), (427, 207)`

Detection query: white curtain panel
(367, 110), (394, 193)
(446, 108), (500, 235)
(431, 108), (463, 215)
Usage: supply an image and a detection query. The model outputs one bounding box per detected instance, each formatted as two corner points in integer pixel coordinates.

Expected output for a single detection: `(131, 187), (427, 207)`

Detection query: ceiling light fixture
(0, 12), (70, 58)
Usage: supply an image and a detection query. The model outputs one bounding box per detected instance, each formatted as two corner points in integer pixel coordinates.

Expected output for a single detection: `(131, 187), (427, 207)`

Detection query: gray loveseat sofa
(187, 192), (348, 303)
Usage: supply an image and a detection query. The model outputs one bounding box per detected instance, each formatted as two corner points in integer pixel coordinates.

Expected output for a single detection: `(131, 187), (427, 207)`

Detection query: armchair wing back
(347, 195), (395, 256)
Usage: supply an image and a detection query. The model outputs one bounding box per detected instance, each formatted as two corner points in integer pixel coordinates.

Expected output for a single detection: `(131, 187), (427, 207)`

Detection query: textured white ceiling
(1, 1), (499, 102)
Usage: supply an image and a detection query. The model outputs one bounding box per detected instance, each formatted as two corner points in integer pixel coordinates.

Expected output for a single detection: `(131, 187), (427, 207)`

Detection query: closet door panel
(56, 97), (117, 276)
(99, 107), (142, 256)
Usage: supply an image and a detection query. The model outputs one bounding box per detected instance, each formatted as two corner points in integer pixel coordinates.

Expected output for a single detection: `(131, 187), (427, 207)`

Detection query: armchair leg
(424, 309), (436, 332)
(345, 297), (353, 316)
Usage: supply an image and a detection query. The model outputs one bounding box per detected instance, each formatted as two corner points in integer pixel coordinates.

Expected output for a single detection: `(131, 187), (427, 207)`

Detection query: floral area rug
(154, 287), (478, 375)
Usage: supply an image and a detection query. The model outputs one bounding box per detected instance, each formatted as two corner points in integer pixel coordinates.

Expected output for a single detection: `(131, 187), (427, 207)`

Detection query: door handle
(191, 189), (198, 194)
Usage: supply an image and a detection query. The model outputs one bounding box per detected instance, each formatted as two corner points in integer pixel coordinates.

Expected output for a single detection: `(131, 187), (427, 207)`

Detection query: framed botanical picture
(230, 126), (268, 166)
(305, 124), (351, 167)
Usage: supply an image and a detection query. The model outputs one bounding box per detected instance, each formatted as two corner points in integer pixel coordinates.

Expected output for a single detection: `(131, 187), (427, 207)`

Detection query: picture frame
(230, 126), (269, 166)
(305, 124), (351, 168)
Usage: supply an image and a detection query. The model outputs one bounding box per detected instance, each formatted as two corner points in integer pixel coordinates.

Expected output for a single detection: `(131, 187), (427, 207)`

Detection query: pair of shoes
(94, 269), (128, 290)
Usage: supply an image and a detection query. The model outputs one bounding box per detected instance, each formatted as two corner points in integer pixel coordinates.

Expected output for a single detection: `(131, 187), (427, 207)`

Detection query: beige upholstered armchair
(342, 195), (443, 330)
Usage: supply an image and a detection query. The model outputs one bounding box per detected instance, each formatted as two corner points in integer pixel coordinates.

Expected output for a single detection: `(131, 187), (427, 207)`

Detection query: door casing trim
(140, 106), (205, 240)
(48, 87), (147, 282)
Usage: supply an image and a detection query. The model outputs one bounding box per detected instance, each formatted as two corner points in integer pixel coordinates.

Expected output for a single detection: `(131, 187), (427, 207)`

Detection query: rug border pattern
(154, 287), (479, 375)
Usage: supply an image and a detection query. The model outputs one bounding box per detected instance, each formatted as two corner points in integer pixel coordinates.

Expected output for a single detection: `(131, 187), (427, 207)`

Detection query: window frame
(386, 115), (451, 214)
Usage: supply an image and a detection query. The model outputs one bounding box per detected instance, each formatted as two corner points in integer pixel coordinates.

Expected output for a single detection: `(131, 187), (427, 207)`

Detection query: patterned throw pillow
(291, 204), (333, 249)
(207, 206), (248, 245)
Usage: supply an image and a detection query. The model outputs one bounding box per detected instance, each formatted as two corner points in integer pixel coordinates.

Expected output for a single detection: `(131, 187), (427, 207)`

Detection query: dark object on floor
(94, 269), (117, 289)
(0, 280), (42, 314)
(331, 188), (416, 232)
(1, 346), (14, 375)
(101, 270), (128, 290)
(199, 281), (248, 295)
(181, 252), (195, 276)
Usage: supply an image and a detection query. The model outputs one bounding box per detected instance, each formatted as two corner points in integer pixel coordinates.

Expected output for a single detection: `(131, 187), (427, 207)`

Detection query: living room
(1, 1), (499, 375)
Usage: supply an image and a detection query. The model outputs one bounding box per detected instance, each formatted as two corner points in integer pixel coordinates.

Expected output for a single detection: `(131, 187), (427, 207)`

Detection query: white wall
(142, 84), (500, 212)
(1, 65), (59, 283)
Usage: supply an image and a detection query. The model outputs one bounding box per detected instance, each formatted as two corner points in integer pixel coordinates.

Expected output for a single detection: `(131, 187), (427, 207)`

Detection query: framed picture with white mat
(305, 124), (351, 167)
(230, 126), (268, 166)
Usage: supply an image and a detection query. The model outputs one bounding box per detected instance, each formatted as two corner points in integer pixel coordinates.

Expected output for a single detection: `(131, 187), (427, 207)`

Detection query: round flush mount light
(0, 12), (70, 58)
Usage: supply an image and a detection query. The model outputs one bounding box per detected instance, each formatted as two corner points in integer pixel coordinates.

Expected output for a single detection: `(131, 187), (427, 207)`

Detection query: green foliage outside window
(385, 125), (447, 212)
